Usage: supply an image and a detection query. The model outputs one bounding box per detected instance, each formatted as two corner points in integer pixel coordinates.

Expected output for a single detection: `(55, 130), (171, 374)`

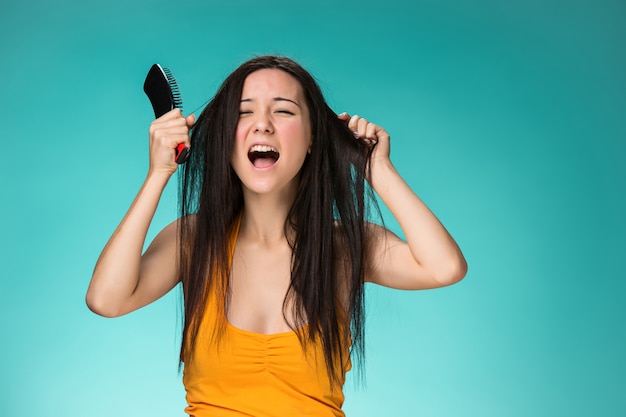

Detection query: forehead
(241, 69), (304, 100)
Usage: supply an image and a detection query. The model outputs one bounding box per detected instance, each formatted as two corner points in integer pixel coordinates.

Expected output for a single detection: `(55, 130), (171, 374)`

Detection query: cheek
(231, 134), (246, 171)
(284, 121), (312, 150)
(234, 121), (247, 144)
(233, 123), (249, 155)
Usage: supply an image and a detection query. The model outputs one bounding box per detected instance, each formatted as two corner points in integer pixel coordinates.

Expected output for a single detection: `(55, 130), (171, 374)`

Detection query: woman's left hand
(338, 112), (467, 290)
(337, 112), (391, 170)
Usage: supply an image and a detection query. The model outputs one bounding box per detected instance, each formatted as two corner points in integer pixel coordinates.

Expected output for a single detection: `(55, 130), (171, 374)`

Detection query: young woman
(86, 55), (467, 417)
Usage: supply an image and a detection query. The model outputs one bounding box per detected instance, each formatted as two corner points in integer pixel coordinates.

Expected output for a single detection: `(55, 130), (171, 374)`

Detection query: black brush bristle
(162, 66), (183, 112)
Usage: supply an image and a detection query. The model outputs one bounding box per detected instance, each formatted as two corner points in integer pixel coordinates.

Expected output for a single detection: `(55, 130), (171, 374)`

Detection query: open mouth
(248, 145), (279, 168)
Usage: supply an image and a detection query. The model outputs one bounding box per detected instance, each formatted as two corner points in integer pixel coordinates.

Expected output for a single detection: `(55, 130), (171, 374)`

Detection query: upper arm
(121, 219), (181, 314)
(364, 223), (463, 290)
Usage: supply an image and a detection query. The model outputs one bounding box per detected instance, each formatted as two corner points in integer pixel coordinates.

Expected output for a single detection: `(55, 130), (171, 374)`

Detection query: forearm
(371, 160), (467, 284)
(86, 171), (170, 317)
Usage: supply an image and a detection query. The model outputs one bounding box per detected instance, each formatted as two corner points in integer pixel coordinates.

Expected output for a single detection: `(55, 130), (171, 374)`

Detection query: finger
(153, 120), (191, 132)
(151, 122), (191, 142)
(365, 123), (379, 142)
(153, 115), (189, 128)
(186, 114), (196, 127)
(156, 107), (184, 121)
(357, 117), (370, 136)
(151, 118), (184, 132)
(170, 135), (191, 149)
(337, 112), (351, 121)
(176, 132), (192, 148)
(154, 133), (191, 152)
(150, 126), (190, 144)
(348, 115), (361, 133)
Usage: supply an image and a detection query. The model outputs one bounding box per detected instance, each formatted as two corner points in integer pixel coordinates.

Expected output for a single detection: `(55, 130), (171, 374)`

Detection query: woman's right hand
(148, 108), (195, 176)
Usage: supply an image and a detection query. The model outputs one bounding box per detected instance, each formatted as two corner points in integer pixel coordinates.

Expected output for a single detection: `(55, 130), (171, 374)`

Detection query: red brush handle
(175, 143), (190, 164)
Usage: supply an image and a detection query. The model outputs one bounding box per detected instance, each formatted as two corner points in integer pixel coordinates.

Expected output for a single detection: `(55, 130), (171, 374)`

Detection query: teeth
(249, 145), (277, 153)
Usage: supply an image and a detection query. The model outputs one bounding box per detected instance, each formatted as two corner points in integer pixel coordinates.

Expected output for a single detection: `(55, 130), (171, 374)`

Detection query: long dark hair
(178, 55), (377, 385)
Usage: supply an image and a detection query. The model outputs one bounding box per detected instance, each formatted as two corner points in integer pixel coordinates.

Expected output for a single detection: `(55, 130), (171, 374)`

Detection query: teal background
(1, 0), (624, 415)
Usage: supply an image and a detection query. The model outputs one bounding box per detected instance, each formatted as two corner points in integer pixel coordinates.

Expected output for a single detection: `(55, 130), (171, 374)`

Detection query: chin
(241, 178), (300, 199)
(241, 180), (279, 195)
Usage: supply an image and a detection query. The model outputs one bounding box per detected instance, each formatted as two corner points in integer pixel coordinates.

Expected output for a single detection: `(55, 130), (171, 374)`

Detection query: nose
(253, 111), (273, 134)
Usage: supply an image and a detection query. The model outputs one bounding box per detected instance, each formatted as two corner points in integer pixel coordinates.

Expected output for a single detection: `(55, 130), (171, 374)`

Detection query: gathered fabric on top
(183, 217), (351, 417)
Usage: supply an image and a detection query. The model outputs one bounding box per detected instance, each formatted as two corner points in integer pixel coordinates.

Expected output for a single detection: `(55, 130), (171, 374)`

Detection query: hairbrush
(143, 63), (190, 164)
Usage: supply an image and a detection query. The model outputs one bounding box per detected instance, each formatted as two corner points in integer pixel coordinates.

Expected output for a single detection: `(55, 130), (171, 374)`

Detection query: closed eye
(276, 110), (295, 115)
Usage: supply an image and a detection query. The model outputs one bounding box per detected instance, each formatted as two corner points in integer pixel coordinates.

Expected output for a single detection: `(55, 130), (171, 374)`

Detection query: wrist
(369, 158), (397, 192)
(145, 168), (173, 188)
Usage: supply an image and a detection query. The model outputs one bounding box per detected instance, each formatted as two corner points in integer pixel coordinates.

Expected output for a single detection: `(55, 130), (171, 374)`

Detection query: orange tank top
(182, 218), (351, 417)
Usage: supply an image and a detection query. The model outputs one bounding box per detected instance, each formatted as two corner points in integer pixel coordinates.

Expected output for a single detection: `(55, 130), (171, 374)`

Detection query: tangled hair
(178, 55), (377, 385)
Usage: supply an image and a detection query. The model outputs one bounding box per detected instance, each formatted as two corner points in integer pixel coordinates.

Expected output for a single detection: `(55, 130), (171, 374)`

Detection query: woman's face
(232, 68), (312, 198)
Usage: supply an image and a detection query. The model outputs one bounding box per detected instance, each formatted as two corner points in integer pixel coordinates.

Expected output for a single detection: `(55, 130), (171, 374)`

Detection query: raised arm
(86, 109), (194, 317)
(339, 113), (467, 290)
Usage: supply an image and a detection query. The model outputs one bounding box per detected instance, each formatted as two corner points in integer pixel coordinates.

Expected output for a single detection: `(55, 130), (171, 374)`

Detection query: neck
(239, 187), (297, 245)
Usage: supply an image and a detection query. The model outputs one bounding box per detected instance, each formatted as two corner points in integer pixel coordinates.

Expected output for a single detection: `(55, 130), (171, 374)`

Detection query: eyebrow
(240, 97), (301, 107)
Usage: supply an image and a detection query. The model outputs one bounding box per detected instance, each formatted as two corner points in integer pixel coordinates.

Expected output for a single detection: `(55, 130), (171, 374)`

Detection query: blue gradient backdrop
(1, 0), (624, 416)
